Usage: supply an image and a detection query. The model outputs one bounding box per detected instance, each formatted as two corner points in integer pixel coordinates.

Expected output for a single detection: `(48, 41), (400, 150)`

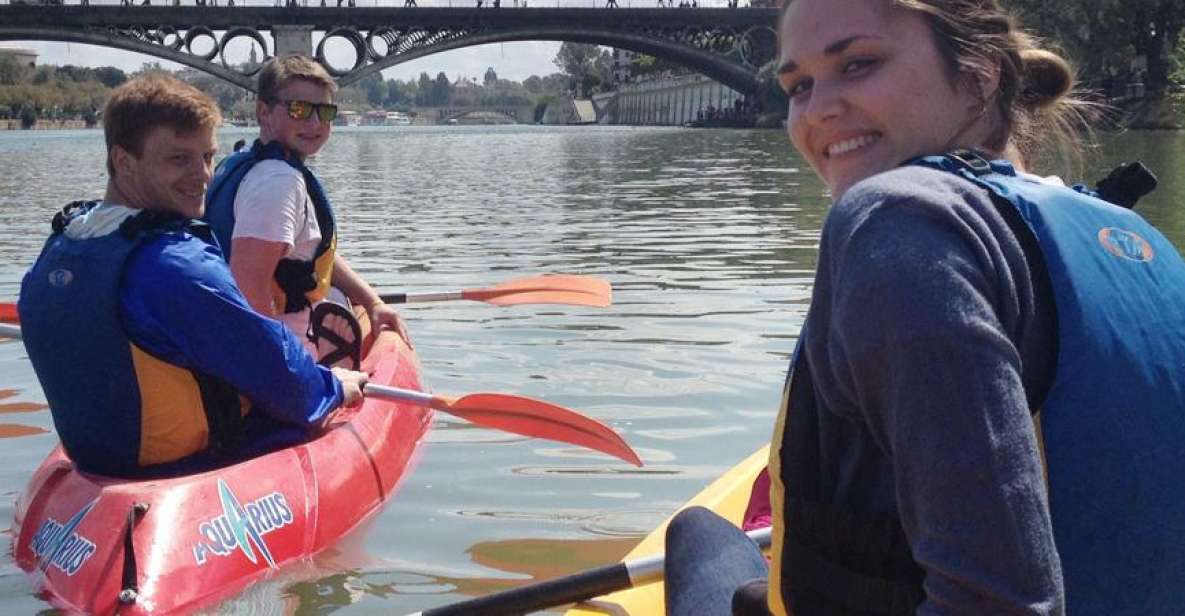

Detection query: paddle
(0, 323), (641, 467)
(379, 274), (611, 308)
(408, 526), (773, 616)
(0, 323), (20, 339)
(364, 384), (642, 467)
(0, 274), (612, 324)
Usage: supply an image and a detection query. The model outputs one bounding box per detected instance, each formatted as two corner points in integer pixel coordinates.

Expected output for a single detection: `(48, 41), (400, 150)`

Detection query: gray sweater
(798, 165), (1063, 614)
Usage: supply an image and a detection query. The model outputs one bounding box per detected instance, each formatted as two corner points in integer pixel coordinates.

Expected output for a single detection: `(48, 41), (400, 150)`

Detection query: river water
(0, 126), (1181, 614)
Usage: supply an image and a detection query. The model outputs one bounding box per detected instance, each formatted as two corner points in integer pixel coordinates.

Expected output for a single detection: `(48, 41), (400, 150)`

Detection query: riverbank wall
(592, 74), (748, 126)
(1, 119), (91, 130)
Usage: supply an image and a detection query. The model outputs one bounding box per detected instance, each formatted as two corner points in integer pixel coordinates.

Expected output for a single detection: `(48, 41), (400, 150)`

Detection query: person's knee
(669, 505), (717, 537)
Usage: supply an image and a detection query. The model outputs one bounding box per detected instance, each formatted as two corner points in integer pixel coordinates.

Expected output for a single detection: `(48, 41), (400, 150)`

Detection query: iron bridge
(0, 5), (779, 93)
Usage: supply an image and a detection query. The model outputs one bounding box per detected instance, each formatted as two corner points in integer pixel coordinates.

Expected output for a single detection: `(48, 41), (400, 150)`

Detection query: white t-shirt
(232, 159), (324, 350)
(232, 159), (322, 261)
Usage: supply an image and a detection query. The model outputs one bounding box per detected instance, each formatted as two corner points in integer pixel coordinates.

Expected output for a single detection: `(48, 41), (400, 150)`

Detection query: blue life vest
(19, 203), (246, 477)
(919, 153), (1185, 615)
(769, 152), (1185, 615)
(204, 139), (337, 313)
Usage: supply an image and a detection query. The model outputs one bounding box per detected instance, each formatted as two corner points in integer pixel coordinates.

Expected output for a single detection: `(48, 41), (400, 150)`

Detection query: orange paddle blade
(0, 302), (17, 324)
(434, 393), (642, 467)
(461, 275), (611, 308)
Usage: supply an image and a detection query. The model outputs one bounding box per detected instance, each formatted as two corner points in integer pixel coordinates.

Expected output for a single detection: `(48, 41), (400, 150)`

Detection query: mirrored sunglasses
(282, 99), (338, 123)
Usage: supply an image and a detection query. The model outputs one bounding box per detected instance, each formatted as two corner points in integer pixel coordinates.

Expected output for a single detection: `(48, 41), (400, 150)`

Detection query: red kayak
(10, 326), (432, 614)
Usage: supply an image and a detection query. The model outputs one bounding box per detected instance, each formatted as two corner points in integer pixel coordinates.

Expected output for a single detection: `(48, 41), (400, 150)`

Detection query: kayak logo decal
(1099, 227), (1154, 262)
(192, 479), (294, 568)
(29, 498), (98, 576)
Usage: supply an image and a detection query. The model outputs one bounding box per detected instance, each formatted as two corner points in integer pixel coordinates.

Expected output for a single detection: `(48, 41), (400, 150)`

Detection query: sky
(10, 39), (565, 84)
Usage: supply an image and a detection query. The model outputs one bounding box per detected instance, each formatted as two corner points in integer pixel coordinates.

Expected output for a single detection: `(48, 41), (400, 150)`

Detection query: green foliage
(553, 43), (613, 97)
(0, 55), (28, 86)
(0, 80), (110, 119)
(20, 106), (37, 129)
(0, 57), (570, 128)
(1004, 0), (1185, 94)
(415, 72), (433, 106)
(32, 66), (53, 85)
(93, 66), (128, 88)
(630, 54), (682, 78)
(430, 72), (452, 106)
(755, 60), (788, 115)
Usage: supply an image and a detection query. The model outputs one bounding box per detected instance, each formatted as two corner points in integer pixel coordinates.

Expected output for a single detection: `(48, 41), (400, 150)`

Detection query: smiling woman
(661, 1), (1185, 615)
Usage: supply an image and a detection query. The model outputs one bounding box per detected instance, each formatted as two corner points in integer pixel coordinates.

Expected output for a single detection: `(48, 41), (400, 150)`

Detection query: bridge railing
(0, 0), (756, 8)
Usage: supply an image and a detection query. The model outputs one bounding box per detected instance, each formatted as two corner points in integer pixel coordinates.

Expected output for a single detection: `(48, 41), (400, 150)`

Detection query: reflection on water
(0, 126), (1181, 614)
(278, 536), (638, 615)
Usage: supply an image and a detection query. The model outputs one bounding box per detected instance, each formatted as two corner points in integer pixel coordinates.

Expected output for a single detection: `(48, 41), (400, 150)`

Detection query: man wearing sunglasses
(205, 54), (410, 365)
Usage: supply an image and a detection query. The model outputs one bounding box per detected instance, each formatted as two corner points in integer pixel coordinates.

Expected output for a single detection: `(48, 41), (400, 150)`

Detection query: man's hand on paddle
(332, 366), (369, 408)
(369, 302), (413, 348)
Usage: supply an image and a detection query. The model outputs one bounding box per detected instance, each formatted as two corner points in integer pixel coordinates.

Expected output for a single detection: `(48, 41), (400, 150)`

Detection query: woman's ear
(961, 65), (1001, 117)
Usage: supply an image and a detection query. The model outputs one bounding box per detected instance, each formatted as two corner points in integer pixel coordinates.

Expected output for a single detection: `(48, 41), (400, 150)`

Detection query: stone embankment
(1, 119), (91, 130)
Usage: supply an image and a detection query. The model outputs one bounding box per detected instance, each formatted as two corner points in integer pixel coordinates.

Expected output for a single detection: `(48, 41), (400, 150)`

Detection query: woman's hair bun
(1018, 48), (1073, 109)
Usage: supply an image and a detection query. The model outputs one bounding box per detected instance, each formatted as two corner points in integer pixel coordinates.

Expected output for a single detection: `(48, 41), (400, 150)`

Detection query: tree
(415, 72), (433, 106)
(385, 78), (410, 107)
(0, 55), (26, 85)
(93, 66), (128, 88)
(553, 42), (611, 97)
(1004, 0), (1185, 95)
(360, 73), (387, 107)
(32, 66), (54, 85)
(20, 106), (37, 129)
(135, 62), (167, 76)
(430, 71), (451, 106)
(630, 54), (682, 79)
(483, 66), (498, 87)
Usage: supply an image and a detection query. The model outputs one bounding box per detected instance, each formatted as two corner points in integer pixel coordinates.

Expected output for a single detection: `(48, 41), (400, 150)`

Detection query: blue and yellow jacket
(19, 202), (343, 477)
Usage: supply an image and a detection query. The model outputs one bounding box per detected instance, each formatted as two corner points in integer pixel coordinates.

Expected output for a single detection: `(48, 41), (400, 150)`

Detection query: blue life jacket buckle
(947, 149), (993, 176)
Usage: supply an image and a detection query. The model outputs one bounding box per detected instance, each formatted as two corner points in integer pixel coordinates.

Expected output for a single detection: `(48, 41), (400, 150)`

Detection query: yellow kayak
(565, 445), (770, 616)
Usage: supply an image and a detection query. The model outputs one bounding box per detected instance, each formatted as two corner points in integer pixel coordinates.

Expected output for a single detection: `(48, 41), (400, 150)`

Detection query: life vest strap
(274, 258), (319, 313)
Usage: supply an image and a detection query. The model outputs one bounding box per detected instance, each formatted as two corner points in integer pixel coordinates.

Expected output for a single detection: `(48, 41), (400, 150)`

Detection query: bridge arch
(337, 25), (774, 95)
(0, 27), (259, 90)
(0, 7), (778, 94)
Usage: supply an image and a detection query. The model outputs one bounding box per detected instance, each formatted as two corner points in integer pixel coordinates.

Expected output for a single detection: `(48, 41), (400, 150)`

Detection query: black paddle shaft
(421, 562), (632, 616)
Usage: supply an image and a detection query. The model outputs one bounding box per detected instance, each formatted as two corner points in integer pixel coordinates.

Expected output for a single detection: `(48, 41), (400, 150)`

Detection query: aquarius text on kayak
(30, 499), (98, 576)
(192, 479), (294, 568)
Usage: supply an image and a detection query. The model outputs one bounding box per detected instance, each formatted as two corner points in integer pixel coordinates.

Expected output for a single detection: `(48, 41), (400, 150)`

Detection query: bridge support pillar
(273, 25), (314, 57)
